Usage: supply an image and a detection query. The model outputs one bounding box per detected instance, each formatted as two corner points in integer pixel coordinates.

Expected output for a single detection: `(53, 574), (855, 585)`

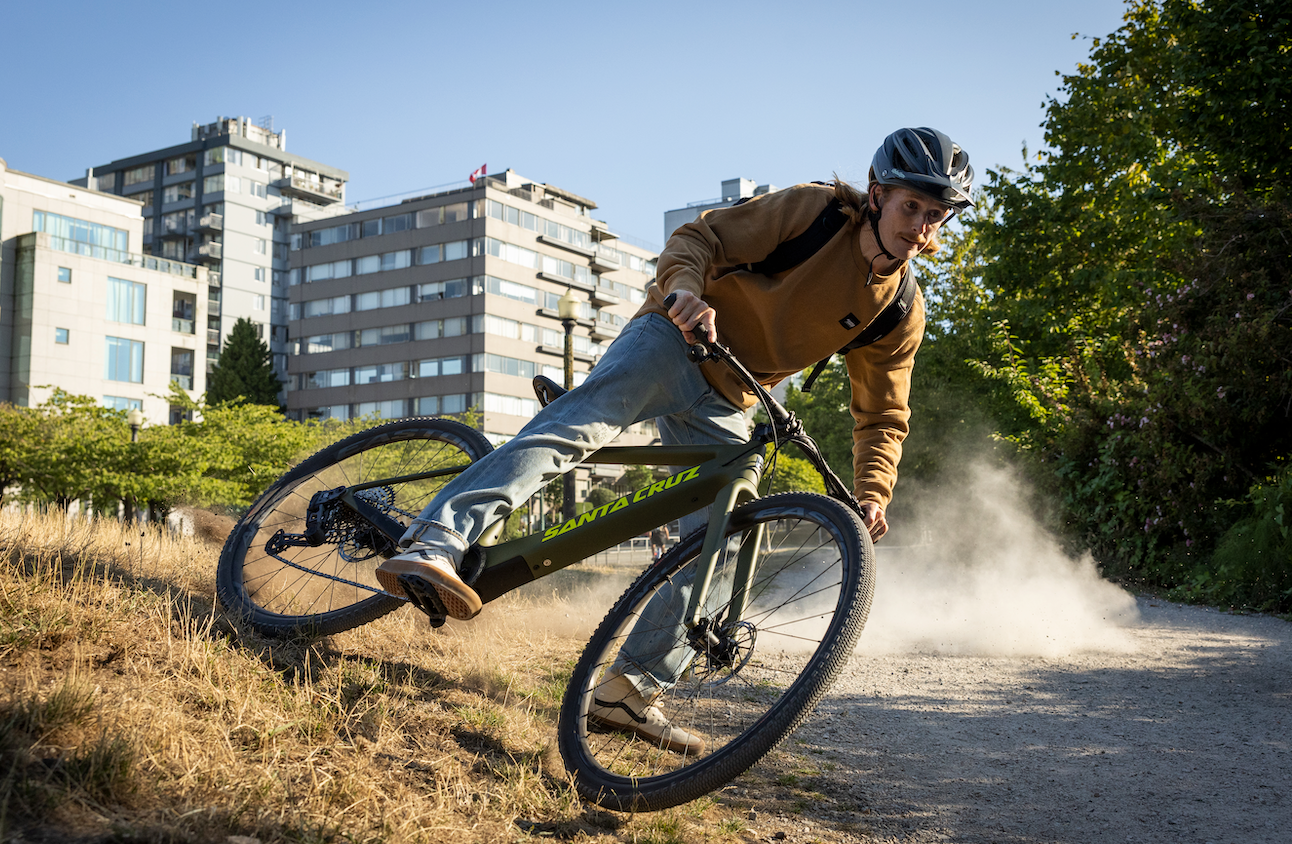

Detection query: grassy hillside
(0, 511), (749, 843)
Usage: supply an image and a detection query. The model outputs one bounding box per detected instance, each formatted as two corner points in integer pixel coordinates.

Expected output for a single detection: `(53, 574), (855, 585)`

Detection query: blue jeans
(401, 313), (749, 693)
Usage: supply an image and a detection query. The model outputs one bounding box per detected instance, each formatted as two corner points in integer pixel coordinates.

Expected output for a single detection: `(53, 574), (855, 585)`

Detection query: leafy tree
(0, 403), (38, 506)
(759, 454), (825, 496)
(206, 318), (283, 408)
(18, 390), (131, 510)
(935, 0), (1292, 604)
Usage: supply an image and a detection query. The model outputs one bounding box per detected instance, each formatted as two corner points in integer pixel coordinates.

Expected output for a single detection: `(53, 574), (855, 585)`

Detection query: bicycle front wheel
(216, 417), (492, 637)
(558, 492), (874, 811)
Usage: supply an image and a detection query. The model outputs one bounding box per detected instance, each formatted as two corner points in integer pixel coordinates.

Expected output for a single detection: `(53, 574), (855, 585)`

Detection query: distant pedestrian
(650, 524), (671, 561)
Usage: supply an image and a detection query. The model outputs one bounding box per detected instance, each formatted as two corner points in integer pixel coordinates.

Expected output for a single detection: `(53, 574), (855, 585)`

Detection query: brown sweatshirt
(633, 182), (925, 508)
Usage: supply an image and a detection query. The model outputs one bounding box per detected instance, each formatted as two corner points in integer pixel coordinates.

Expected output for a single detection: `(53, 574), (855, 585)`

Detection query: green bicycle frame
(343, 438), (770, 632)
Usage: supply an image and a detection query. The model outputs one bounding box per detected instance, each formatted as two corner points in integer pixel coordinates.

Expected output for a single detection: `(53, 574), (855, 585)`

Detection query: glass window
(203, 175), (225, 193)
(162, 182), (194, 204)
(362, 219), (381, 238)
(32, 211), (128, 260)
(104, 395), (142, 412)
(444, 240), (468, 261)
(123, 165), (154, 186)
(105, 337), (144, 383)
(354, 362), (408, 384)
(442, 394), (467, 414)
(308, 405), (350, 420)
(419, 245), (441, 265)
(355, 255), (381, 275)
(55, 327), (69, 344)
(107, 277), (146, 325)
(485, 276), (538, 304)
(382, 250), (412, 271)
(355, 399), (405, 419)
(418, 278), (474, 301)
(383, 213), (412, 234)
(57, 267), (71, 283)
(304, 369), (350, 389)
(309, 222), (358, 247)
(167, 154), (196, 175)
(302, 295), (350, 318)
(484, 392), (539, 418)
(356, 325), (410, 346)
(443, 202), (469, 224)
(132, 189), (154, 208)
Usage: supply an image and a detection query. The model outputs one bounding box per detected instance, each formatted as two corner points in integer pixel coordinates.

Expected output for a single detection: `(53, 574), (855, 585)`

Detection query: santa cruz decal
(541, 466), (702, 542)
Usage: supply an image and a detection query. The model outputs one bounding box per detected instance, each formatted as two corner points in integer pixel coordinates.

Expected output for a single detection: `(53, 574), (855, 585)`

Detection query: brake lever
(662, 292), (715, 362)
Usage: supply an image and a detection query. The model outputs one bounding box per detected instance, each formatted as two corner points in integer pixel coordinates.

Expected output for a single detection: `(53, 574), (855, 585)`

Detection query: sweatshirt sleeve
(844, 286), (926, 509)
(655, 185), (836, 299)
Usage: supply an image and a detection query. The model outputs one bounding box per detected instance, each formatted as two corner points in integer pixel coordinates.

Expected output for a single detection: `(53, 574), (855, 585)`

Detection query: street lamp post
(125, 408), (143, 522)
(557, 288), (580, 523)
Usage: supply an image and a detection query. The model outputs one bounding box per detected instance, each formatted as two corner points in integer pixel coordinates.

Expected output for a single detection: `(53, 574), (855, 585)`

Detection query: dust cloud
(862, 462), (1140, 657)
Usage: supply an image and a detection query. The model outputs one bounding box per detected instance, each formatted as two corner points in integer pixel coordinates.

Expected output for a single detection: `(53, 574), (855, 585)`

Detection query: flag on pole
(469, 164), (487, 183)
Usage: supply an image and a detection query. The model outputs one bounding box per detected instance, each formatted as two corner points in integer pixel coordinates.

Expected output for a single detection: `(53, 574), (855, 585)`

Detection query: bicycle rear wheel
(558, 492), (874, 811)
(216, 417), (492, 637)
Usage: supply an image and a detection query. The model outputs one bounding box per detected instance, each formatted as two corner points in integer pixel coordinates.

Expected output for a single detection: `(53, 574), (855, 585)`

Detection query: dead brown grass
(0, 510), (759, 843)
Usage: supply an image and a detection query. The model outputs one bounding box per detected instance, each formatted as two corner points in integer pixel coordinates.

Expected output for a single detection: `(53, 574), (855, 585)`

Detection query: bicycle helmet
(871, 127), (974, 210)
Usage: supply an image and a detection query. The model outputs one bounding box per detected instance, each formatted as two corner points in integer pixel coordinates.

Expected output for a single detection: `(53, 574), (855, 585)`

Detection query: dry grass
(0, 510), (756, 843)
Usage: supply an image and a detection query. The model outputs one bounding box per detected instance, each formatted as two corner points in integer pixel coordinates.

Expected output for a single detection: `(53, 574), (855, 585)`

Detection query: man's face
(871, 186), (954, 260)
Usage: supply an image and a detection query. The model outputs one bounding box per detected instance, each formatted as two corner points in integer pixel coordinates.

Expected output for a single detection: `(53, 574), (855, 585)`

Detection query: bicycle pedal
(397, 573), (448, 628)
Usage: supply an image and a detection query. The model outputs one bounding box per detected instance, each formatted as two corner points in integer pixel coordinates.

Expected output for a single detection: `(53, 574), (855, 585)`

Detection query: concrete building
(1, 157), (210, 424)
(286, 169), (660, 502)
(76, 117), (349, 386)
(662, 177), (778, 244)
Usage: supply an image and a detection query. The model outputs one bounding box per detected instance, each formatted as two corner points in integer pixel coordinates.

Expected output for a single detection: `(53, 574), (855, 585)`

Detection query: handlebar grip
(661, 292), (712, 357)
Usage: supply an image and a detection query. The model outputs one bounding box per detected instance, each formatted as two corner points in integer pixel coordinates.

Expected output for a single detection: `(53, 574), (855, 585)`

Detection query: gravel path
(748, 593), (1291, 844)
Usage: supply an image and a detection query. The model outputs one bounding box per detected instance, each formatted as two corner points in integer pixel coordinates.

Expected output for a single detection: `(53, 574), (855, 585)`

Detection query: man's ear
(868, 185), (884, 212)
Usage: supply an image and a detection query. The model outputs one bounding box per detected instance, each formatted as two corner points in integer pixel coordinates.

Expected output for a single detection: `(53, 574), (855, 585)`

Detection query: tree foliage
(930, 0), (1292, 608)
(206, 317), (283, 408)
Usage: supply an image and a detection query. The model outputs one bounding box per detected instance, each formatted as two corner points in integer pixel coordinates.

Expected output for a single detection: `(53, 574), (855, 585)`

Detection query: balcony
(172, 318), (195, 334)
(589, 284), (620, 307)
(590, 220), (619, 242)
(275, 175), (343, 204)
(589, 320), (622, 342)
(171, 374), (194, 390)
(207, 328), (221, 345)
(589, 245), (622, 273)
(537, 234), (594, 258)
(207, 298), (221, 317)
(193, 242), (222, 263)
(195, 212), (223, 231)
(158, 221), (189, 239)
(207, 270), (221, 288)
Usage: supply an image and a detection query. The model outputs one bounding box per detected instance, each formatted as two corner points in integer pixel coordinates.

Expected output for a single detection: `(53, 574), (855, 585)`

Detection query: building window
(162, 182), (194, 204)
(418, 277), (476, 301)
(253, 295), (265, 311)
(417, 201), (472, 228)
(354, 362), (408, 384)
(171, 348), (194, 390)
(55, 327), (69, 344)
(104, 395), (142, 412)
(484, 392), (539, 418)
(57, 267), (71, 283)
(123, 165), (154, 186)
(204, 147), (242, 166)
(132, 189), (154, 208)
(105, 337), (144, 383)
(166, 154), (197, 175)
(303, 369), (351, 389)
(308, 222), (359, 248)
(203, 174), (239, 194)
(416, 394), (468, 416)
(383, 212), (413, 234)
(307, 405), (350, 420)
(255, 239), (267, 255)
(33, 211), (129, 261)
(354, 287), (411, 311)
(355, 399), (405, 420)
(254, 267), (266, 282)
(356, 325), (410, 347)
(248, 181), (267, 199)
(304, 333), (351, 354)
(107, 277), (147, 325)
(255, 210), (268, 226)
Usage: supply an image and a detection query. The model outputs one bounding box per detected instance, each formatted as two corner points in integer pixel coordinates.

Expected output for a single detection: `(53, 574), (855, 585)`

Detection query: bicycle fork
(683, 474), (764, 661)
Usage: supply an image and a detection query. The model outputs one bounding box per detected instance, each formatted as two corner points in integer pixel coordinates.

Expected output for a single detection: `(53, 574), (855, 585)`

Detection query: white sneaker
(587, 671), (705, 755)
(376, 546), (482, 620)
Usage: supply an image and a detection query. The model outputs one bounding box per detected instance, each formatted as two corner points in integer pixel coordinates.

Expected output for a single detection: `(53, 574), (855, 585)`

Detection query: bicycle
(216, 306), (876, 811)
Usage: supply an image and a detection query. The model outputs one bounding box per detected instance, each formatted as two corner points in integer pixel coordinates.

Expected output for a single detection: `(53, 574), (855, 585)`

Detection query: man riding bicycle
(376, 127), (974, 751)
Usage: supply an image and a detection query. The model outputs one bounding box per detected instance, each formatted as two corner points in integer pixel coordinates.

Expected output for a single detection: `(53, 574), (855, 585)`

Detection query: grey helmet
(871, 127), (974, 209)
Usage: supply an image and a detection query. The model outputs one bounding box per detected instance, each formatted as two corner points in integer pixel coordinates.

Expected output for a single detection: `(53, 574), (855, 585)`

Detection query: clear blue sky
(1, 0), (1129, 248)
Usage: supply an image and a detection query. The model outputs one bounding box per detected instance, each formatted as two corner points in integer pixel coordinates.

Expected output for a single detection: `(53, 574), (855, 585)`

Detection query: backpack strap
(742, 199), (849, 276)
(800, 267), (917, 393)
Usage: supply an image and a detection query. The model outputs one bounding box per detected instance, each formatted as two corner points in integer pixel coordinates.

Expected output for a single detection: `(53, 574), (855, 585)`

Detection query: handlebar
(660, 292), (859, 513)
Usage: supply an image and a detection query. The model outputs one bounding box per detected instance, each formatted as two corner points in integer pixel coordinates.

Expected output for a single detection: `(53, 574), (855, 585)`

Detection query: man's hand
(859, 501), (888, 542)
(664, 290), (717, 344)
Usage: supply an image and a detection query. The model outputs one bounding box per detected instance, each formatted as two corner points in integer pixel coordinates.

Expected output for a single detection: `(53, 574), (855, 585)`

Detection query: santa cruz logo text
(541, 465), (702, 542)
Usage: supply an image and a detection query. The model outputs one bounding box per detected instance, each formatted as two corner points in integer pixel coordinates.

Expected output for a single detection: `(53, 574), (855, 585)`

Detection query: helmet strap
(867, 200), (900, 263)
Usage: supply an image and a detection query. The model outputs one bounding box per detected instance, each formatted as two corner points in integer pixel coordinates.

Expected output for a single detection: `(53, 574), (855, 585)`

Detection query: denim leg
(399, 313), (733, 562)
(612, 390), (750, 699)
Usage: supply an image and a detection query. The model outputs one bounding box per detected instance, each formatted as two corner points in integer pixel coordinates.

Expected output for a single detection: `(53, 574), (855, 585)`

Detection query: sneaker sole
(376, 565), (481, 620)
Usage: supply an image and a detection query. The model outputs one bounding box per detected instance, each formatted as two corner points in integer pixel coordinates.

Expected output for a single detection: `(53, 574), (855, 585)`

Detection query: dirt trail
(739, 596), (1290, 843)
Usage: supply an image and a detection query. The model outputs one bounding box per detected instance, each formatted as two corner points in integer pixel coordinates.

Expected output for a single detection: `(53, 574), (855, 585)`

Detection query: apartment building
(662, 177), (779, 244)
(1, 157), (210, 423)
(286, 169), (660, 500)
(76, 117), (349, 385)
